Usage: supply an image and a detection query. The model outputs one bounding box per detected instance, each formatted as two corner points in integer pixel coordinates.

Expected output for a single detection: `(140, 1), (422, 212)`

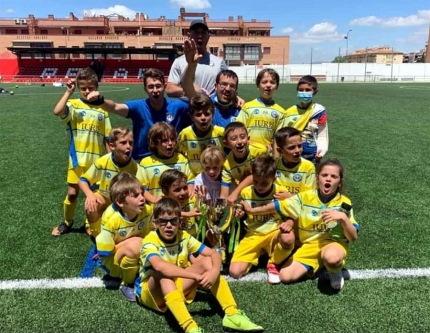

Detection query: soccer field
(1, 82), (430, 333)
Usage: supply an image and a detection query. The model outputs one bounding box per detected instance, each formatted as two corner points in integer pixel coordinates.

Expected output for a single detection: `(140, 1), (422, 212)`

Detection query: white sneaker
(329, 271), (344, 290)
(267, 263), (281, 284)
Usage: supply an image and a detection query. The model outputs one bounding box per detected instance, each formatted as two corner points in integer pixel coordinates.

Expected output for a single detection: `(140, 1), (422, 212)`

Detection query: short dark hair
(143, 68), (165, 86)
(297, 75), (318, 91)
(275, 127), (301, 149)
(153, 197), (182, 219)
(159, 169), (187, 196)
(147, 122), (177, 153)
(216, 70), (239, 86)
(223, 121), (247, 142)
(251, 154), (277, 179)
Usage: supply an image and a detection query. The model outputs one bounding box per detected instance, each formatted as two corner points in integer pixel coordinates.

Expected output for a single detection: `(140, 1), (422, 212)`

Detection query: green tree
(332, 55), (348, 63)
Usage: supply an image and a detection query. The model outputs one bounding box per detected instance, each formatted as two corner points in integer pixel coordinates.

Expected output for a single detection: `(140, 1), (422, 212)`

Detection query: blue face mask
(297, 91), (313, 103)
(214, 95), (233, 107)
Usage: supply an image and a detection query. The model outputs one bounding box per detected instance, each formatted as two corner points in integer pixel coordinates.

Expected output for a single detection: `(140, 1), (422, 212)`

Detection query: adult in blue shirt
(96, 68), (191, 161)
(181, 38), (241, 127)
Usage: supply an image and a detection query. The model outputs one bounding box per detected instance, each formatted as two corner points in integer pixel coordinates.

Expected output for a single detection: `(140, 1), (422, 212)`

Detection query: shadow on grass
(316, 268), (351, 295)
(136, 290), (223, 333)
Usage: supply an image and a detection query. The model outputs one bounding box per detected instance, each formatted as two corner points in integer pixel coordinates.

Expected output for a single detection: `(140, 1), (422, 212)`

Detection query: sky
(1, 0), (429, 63)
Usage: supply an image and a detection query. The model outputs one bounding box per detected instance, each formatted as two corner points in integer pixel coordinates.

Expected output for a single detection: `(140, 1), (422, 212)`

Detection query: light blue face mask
(297, 91), (313, 103)
(214, 95), (233, 107)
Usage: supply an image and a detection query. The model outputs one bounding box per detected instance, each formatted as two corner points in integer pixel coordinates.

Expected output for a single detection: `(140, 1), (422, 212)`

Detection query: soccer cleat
(328, 271), (345, 290)
(102, 274), (122, 290)
(187, 328), (204, 333)
(267, 263), (281, 284)
(222, 310), (264, 332)
(120, 284), (137, 302)
(51, 221), (73, 236)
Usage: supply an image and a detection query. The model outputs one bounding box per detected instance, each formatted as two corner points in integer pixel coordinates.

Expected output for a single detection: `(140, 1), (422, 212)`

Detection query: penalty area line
(2, 268), (430, 290)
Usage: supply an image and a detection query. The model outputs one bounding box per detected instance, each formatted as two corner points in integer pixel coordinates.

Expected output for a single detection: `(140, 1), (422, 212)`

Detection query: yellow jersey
(62, 98), (111, 169)
(96, 203), (154, 257)
(80, 153), (139, 198)
(178, 125), (224, 175)
(274, 157), (316, 194)
(236, 98), (286, 147)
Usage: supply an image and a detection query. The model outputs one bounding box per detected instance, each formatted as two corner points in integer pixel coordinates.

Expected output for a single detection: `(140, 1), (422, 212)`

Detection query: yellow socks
(119, 256), (139, 285)
(88, 218), (101, 237)
(63, 196), (77, 225)
(165, 290), (198, 332)
(270, 242), (294, 265)
(210, 276), (238, 316)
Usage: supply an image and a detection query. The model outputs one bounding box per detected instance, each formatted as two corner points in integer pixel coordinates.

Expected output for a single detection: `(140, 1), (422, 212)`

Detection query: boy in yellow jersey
(284, 75), (329, 165)
(229, 154), (294, 284)
(136, 197), (264, 333)
(273, 126), (316, 199)
(96, 172), (153, 301)
(137, 122), (194, 203)
(241, 158), (359, 291)
(220, 122), (267, 204)
(52, 67), (111, 236)
(159, 169), (201, 238)
(178, 93), (224, 175)
(79, 126), (138, 237)
(236, 68), (286, 151)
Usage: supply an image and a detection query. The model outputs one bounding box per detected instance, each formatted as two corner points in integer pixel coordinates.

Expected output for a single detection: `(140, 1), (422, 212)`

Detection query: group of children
(51, 65), (359, 333)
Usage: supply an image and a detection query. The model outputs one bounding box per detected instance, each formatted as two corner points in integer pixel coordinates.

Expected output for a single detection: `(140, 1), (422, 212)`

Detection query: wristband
(86, 95), (105, 106)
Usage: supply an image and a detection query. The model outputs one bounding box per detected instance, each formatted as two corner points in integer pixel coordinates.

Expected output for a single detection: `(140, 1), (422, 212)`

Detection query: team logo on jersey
(208, 139), (215, 145)
(253, 109), (259, 115)
(292, 116), (298, 122)
(160, 248), (165, 256)
(191, 142), (197, 148)
(210, 61), (215, 66)
(138, 221), (144, 230)
(276, 171), (282, 178)
(293, 173), (302, 182)
(166, 113), (174, 122)
(271, 111), (278, 118)
(174, 165), (181, 171)
(251, 202), (257, 208)
(119, 230), (126, 237)
(98, 114), (104, 121)
(154, 168), (160, 174)
(311, 210), (318, 217)
(106, 172), (111, 179)
(231, 117), (237, 122)
(80, 111), (86, 117)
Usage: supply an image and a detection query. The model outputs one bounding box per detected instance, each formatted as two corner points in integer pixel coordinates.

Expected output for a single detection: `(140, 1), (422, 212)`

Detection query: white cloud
(281, 27), (294, 34)
(83, 5), (137, 19)
(289, 22), (344, 44)
(6, 9), (15, 14)
(396, 27), (429, 44)
(350, 10), (430, 27)
(170, 0), (211, 9)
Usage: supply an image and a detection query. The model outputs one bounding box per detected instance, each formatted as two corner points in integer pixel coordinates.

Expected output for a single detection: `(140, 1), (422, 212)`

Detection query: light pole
(344, 29), (352, 59)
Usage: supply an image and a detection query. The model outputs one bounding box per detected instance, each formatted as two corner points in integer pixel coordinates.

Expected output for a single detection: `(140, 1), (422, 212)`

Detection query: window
(263, 47), (271, 55)
(225, 46), (241, 61)
(21, 29), (29, 35)
(40, 29), (48, 35)
(244, 45), (260, 61)
(5, 29), (18, 34)
(210, 47), (219, 56)
(73, 30), (82, 35)
(96, 30), (104, 35)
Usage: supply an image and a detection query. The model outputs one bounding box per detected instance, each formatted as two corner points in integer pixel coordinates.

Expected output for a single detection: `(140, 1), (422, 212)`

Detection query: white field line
(2, 268), (430, 290)
(1, 86), (129, 96)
